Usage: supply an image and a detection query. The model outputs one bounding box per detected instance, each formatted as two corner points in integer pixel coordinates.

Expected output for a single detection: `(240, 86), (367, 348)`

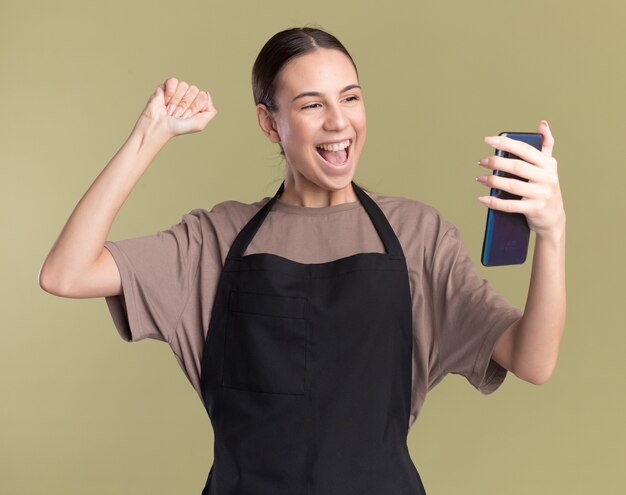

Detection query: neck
(280, 172), (358, 208)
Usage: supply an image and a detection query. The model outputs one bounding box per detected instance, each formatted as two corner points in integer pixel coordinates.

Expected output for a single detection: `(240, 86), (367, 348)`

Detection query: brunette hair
(252, 27), (358, 112)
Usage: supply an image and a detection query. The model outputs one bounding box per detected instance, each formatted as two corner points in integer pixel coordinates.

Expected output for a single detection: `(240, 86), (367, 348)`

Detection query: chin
(311, 168), (357, 191)
(285, 147), (361, 196)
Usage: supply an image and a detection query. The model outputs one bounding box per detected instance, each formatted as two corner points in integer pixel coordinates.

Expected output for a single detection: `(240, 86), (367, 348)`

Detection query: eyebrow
(291, 84), (361, 102)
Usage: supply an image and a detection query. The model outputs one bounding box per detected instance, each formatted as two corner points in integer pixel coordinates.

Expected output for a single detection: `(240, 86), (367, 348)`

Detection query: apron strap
(352, 182), (404, 259)
(226, 181), (404, 260)
(226, 182), (285, 260)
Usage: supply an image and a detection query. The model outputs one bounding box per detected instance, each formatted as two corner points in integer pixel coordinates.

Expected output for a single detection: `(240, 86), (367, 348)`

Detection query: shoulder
(366, 190), (468, 277)
(176, 196), (272, 243)
(369, 190), (457, 241)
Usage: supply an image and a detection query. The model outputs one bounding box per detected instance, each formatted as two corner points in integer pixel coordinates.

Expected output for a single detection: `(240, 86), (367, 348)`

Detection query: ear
(256, 104), (281, 144)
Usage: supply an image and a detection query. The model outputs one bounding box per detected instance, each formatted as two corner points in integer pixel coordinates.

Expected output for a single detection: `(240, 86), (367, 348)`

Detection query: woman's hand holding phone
(481, 121), (566, 385)
(476, 120), (565, 241)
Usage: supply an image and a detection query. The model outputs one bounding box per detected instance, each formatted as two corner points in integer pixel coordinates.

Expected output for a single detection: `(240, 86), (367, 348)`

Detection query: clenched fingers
(181, 91), (208, 118)
(172, 85), (200, 118)
(161, 77), (216, 118)
(166, 81), (189, 116)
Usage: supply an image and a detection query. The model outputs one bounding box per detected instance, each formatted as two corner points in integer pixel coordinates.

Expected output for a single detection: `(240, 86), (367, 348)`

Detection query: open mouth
(315, 139), (352, 167)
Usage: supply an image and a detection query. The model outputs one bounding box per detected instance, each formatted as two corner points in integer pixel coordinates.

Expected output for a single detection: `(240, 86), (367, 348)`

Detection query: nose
(323, 103), (348, 131)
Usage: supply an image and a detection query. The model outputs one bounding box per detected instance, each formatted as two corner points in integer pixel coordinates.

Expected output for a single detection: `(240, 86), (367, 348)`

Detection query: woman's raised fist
(140, 77), (217, 138)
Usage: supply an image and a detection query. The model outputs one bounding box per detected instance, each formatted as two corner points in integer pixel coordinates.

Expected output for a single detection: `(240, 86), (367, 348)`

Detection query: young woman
(39, 27), (566, 495)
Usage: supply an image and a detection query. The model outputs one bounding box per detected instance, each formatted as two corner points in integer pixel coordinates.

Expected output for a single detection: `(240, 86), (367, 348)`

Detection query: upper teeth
(317, 140), (351, 152)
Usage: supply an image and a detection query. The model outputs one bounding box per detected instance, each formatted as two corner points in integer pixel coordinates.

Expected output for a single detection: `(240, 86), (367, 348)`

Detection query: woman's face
(260, 48), (366, 200)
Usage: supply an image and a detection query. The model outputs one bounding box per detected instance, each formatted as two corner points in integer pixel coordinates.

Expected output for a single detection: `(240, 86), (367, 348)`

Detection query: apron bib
(200, 181), (426, 495)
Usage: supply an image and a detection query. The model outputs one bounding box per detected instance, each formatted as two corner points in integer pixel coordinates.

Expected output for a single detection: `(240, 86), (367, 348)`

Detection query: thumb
(154, 85), (167, 105)
(538, 119), (555, 157)
(145, 84), (165, 107)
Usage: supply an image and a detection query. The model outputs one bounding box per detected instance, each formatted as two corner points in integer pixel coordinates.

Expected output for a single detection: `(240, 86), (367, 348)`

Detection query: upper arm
(430, 224), (523, 390)
(492, 318), (520, 373)
(40, 247), (122, 299)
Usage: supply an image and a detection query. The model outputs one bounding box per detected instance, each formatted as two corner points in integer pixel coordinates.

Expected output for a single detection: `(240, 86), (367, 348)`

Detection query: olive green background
(2, 0), (624, 493)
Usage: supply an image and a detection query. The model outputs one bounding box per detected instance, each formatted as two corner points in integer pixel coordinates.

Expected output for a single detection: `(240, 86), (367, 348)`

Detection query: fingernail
(181, 109), (191, 119)
(174, 106), (184, 118)
(478, 196), (491, 205)
(478, 158), (488, 166)
(167, 104), (175, 116)
(541, 119), (549, 127)
(475, 176), (487, 183)
(484, 136), (500, 147)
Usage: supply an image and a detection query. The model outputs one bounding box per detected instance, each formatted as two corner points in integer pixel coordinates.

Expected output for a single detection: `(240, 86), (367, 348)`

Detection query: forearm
(39, 116), (171, 290)
(511, 224), (567, 384)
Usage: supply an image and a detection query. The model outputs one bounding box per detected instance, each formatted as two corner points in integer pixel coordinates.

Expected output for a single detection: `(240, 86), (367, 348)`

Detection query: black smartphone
(480, 132), (543, 266)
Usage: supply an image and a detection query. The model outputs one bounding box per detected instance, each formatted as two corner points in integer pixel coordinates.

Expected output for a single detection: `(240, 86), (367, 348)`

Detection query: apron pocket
(221, 290), (307, 395)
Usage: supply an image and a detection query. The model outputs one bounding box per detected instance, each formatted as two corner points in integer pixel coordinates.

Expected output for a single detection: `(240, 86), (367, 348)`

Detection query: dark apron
(200, 181), (426, 495)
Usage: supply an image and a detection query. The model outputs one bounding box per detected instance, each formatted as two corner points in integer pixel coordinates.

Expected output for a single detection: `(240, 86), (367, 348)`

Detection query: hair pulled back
(252, 27), (358, 112)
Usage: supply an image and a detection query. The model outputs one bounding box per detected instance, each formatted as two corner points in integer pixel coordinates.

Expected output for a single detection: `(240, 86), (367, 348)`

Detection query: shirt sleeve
(430, 225), (523, 394)
(103, 210), (204, 343)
